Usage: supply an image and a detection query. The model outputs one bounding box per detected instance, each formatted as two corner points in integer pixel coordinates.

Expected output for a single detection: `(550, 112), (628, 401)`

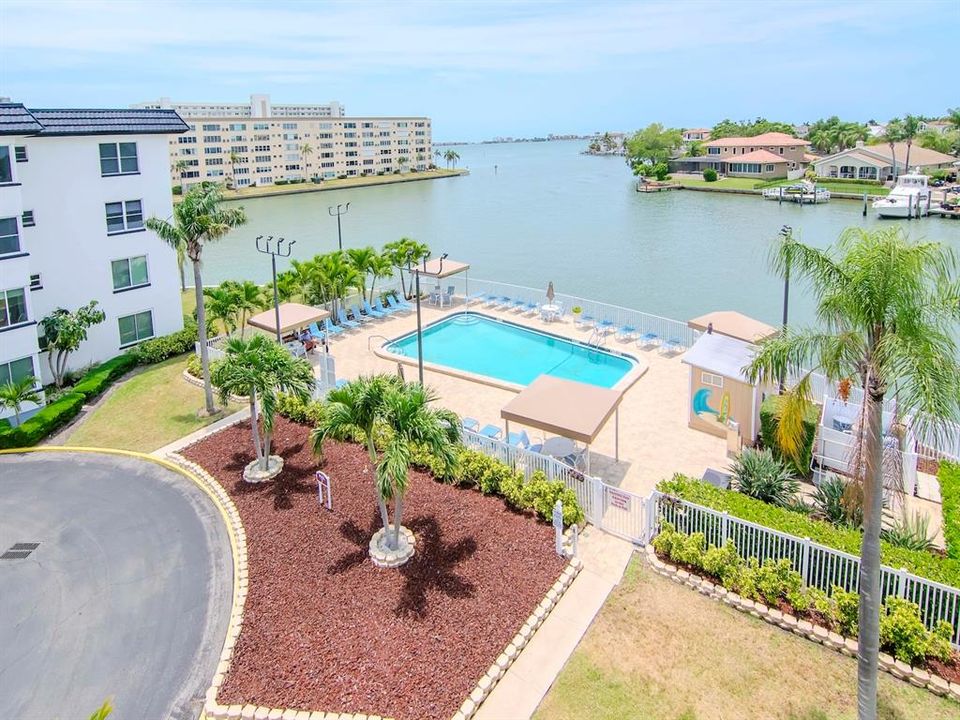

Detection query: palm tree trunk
(366, 437), (391, 534)
(857, 385), (885, 720)
(889, 144), (897, 183)
(392, 494), (404, 550)
(398, 267), (407, 299)
(249, 387), (263, 465)
(904, 141), (912, 174)
(369, 277), (377, 305)
(194, 260), (217, 415)
(263, 430), (273, 472)
(179, 262), (186, 292)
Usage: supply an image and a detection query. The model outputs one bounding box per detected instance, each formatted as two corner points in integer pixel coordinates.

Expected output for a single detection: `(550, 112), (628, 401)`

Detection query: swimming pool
(385, 312), (638, 388)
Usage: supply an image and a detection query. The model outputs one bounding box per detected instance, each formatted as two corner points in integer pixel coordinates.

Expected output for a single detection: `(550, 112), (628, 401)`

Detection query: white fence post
(592, 479), (604, 528)
(721, 511), (729, 546)
(801, 537), (811, 586)
(897, 567), (908, 598)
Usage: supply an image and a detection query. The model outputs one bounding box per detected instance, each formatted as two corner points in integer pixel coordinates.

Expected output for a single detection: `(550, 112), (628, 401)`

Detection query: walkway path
(475, 527), (635, 720)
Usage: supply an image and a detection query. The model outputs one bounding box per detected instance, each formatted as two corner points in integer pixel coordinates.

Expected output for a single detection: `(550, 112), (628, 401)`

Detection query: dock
(930, 207), (960, 219)
(636, 182), (679, 193)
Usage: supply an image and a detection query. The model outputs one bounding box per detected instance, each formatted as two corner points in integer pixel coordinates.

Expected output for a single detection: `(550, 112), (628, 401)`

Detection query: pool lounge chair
(387, 295), (413, 312)
(462, 417), (479, 432)
(373, 297), (395, 315)
(597, 318), (615, 334)
(578, 314), (595, 328)
(308, 322), (326, 342)
(336, 307), (360, 329)
(324, 317), (345, 336)
(466, 291), (488, 305)
(510, 298), (527, 311)
(350, 304), (372, 324)
(494, 295), (513, 309)
(478, 424), (503, 440)
(362, 298), (386, 319)
(661, 338), (684, 355)
(508, 429), (543, 452)
(637, 331), (659, 348)
(524, 301), (539, 315)
(616, 325), (637, 341)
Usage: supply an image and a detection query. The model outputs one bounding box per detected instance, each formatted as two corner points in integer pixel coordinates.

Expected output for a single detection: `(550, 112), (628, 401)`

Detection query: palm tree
(300, 143), (314, 178)
(443, 149), (461, 169)
(0, 375), (41, 425)
(269, 271), (298, 303)
(228, 151), (240, 188)
(213, 335), (315, 474)
(946, 107), (960, 132)
(203, 285), (240, 335)
(900, 114), (922, 174)
(397, 155), (408, 173)
(173, 159), (190, 189)
(287, 258), (318, 301)
(346, 246), (377, 298)
(311, 376), (459, 551)
(367, 253), (394, 304)
(882, 119), (905, 182)
(383, 237), (430, 299)
(146, 183), (247, 415)
(233, 280), (266, 338)
(747, 227), (960, 720)
(434, 149), (443, 168)
(316, 251), (363, 317)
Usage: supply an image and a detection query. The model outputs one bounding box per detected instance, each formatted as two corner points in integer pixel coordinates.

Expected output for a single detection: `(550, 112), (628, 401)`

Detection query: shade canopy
(417, 257), (470, 279)
(688, 311), (777, 343)
(500, 375), (624, 444)
(247, 303), (330, 335)
(682, 332), (756, 383)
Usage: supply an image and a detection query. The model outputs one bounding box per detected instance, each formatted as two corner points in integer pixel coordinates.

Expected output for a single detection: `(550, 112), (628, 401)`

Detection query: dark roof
(28, 108), (189, 136)
(0, 104), (43, 135)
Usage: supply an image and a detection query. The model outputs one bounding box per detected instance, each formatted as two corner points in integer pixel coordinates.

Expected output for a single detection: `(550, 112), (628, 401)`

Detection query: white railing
(195, 335), (229, 361)
(653, 491), (960, 647)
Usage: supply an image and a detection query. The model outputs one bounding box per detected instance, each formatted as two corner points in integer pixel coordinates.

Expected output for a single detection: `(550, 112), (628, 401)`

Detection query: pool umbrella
(546, 281), (555, 303)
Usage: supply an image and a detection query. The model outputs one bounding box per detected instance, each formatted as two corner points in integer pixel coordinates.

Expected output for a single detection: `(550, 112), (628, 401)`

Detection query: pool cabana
(415, 257), (471, 303)
(500, 375), (624, 473)
(247, 302), (330, 338)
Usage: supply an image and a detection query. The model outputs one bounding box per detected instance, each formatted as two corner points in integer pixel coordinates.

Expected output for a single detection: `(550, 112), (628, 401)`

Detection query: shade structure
(500, 376), (624, 468)
(247, 303), (330, 336)
(687, 310), (777, 343)
(418, 257), (470, 279)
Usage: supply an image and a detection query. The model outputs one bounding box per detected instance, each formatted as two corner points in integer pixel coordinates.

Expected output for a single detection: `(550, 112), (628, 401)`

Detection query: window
(21, 210), (34, 227)
(206, 146), (222, 155)
(764, 164), (775, 172)
(260, 176), (273, 184)
(0, 288), (28, 328)
(105, 200), (144, 233)
(14, 145), (27, 162)
(99, 142), (138, 175)
(207, 157), (224, 166)
(179, 148), (196, 156)
(701, 372), (724, 388)
(203, 135), (222, 143)
(230, 146), (248, 154)
(779, 147), (784, 155)
(202, 124), (221, 131)
(285, 164), (300, 171)
(253, 122), (269, 130)
(0, 356), (34, 385)
(0, 217), (20, 254)
(118, 310), (154, 346)
(111, 255), (149, 291)
(29, 273), (42, 290)
(177, 136), (197, 144)
(0, 146), (12, 183)
(729, 162), (761, 174)
(282, 123), (297, 130)
(229, 123), (247, 131)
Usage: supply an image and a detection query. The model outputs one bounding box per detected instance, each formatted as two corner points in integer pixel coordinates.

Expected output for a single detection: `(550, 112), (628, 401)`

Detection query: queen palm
(300, 142), (314, 178)
(900, 114), (922, 173)
(747, 227), (960, 720)
(213, 335), (314, 474)
(232, 280), (266, 338)
(203, 285), (240, 335)
(0, 376), (41, 425)
(228, 151), (240, 188)
(881, 119), (905, 182)
(146, 183), (247, 415)
(383, 237), (430, 299)
(366, 253), (394, 304)
(346, 246), (378, 300)
(311, 376), (459, 552)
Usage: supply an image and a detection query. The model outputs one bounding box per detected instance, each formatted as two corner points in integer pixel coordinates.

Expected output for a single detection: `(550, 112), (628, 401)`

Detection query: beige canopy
(418, 257), (470, 278)
(688, 311), (777, 343)
(247, 303), (330, 335)
(500, 375), (624, 468)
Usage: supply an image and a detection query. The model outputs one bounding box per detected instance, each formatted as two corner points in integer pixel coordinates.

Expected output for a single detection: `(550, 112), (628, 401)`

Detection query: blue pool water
(386, 313), (636, 388)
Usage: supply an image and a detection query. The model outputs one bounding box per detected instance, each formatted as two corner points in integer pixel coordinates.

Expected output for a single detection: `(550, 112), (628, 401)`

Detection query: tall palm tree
(747, 227), (960, 720)
(146, 183), (247, 415)
(900, 114), (922, 174)
(228, 151), (240, 189)
(383, 237), (430, 299)
(213, 335), (314, 473)
(0, 375), (41, 425)
(300, 143), (314, 178)
(367, 253), (394, 304)
(882, 119), (905, 182)
(346, 246), (378, 300)
(287, 258), (318, 301)
(173, 159), (190, 190)
(269, 271), (298, 303)
(311, 376), (459, 551)
(434, 149), (443, 167)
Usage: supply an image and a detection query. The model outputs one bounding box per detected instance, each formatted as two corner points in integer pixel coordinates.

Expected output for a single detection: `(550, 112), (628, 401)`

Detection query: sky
(1, 0), (957, 142)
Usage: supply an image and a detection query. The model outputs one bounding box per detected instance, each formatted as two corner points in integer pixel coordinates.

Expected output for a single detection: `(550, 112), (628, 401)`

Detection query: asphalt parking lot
(0, 452), (231, 720)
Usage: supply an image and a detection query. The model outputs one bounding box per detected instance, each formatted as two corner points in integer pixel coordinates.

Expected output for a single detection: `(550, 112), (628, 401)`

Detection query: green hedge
(940, 461), (960, 561)
(72, 354), (139, 399)
(0, 392), (86, 449)
(126, 320), (198, 365)
(759, 395), (819, 476)
(657, 474), (960, 588)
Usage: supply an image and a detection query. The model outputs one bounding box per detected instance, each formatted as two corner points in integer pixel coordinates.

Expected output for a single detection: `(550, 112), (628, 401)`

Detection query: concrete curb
(181, 369), (249, 402)
(644, 545), (960, 703)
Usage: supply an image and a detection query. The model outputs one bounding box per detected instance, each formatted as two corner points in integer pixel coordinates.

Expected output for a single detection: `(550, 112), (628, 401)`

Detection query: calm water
(201, 140), (960, 326)
(387, 312), (636, 388)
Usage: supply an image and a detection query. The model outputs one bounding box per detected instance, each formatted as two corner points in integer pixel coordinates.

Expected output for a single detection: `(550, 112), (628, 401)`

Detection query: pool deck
(320, 297), (727, 498)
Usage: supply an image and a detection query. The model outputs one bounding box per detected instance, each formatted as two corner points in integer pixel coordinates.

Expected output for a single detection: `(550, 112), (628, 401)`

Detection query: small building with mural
(682, 312), (777, 445)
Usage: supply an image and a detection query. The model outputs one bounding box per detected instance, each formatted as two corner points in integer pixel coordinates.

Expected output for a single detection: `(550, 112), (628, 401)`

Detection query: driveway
(0, 452), (232, 720)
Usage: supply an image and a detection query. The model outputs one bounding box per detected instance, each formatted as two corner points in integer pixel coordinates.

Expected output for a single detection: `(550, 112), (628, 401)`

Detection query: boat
(872, 169), (931, 219)
(762, 181), (830, 204)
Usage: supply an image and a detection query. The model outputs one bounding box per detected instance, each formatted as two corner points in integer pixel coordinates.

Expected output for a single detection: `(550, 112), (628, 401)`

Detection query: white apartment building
(0, 104), (187, 423)
(136, 94), (432, 191)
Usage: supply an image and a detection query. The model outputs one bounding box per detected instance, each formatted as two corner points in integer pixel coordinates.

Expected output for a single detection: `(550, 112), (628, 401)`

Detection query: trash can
(726, 420), (741, 456)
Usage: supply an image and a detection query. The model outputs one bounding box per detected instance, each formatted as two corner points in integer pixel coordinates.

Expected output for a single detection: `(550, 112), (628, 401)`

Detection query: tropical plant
(271, 271), (299, 303)
(316, 251), (363, 316)
(311, 376), (460, 551)
(346, 246), (378, 300)
(146, 182), (247, 414)
(807, 117), (869, 154)
(0, 375), (41, 424)
(710, 117), (797, 139)
(702, 167), (718, 182)
(383, 237), (430, 299)
(366, 253), (394, 303)
(811, 474), (863, 528)
(228, 151), (240, 188)
(946, 107), (960, 132)
(881, 119), (905, 181)
(729, 448), (799, 507)
(39, 301), (106, 387)
(203, 285), (240, 335)
(88, 700), (113, 720)
(746, 226), (960, 720)
(232, 280), (266, 338)
(881, 511), (936, 552)
(300, 142), (314, 177)
(900, 114), (922, 173)
(625, 123), (683, 170)
(442, 149), (461, 169)
(212, 334), (314, 473)
(685, 140), (703, 157)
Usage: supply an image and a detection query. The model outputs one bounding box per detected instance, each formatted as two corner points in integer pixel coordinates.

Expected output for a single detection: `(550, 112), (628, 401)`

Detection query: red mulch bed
(182, 417), (566, 720)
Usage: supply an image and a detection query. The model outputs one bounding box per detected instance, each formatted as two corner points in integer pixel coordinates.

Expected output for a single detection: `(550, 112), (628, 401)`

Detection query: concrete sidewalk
(152, 406), (250, 457)
(475, 527), (635, 720)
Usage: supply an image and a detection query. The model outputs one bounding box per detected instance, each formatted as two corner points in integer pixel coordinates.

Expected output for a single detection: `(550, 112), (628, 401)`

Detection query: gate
(591, 479), (654, 544)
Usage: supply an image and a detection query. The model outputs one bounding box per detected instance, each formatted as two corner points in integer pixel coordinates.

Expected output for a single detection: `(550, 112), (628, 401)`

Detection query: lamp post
(328, 202), (350, 251)
(255, 235), (295, 343)
(410, 252), (447, 385)
(778, 225), (793, 393)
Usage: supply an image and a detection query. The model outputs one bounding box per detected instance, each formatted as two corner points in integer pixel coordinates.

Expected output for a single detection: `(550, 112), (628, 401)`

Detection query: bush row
(653, 521), (954, 666)
(940, 461), (960, 560)
(758, 395), (819, 476)
(0, 392), (86, 449)
(657, 474), (960, 587)
(71, 354), (139, 399)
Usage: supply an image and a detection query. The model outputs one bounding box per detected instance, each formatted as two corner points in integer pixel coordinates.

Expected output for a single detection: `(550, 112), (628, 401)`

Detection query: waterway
(199, 140), (960, 327)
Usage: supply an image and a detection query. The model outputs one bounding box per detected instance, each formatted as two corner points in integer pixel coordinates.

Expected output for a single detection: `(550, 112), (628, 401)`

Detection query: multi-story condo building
(132, 93), (344, 119)
(0, 104), (187, 423)
(135, 94), (432, 191)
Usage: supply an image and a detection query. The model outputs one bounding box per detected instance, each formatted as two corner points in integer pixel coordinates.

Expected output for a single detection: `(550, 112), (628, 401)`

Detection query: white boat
(762, 181), (830, 204)
(872, 169), (931, 218)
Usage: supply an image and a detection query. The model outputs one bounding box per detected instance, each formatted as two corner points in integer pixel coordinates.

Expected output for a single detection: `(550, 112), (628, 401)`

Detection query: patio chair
(324, 317), (345, 336)
(578, 313), (596, 328)
(507, 429), (543, 452)
(462, 417), (479, 432)
(387, 294), (413, 312)
(616, 325), (637, 341)
(660, 338), (684, 355)
(483, 294), (501, 307)
(495, 295), (513, 309)
(362, 298), (386, 319)
(349, 304), (372, 324)
(524, 301), (539, 315)
(373, 297), (395, 315)
(336, 307), (360, 329)
(442, 285), (456, 306)
(563, 445), (588, 471)
(308, 322), (326, 342)
(478, 424), (503, 440)
(466, 291), (488, 305)
(510, 298), (527, 312)
(637, 331), (660, 349)
(597, 318), (615, 334)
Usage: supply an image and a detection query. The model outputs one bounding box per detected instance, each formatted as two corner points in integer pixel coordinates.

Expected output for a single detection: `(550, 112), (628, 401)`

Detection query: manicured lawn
(674, 176), (760, 190)
(763, 178), (890, 197)
(674, 176), (890, 196)
(65, 355), (240, 452)
(534, 558), (956, 720)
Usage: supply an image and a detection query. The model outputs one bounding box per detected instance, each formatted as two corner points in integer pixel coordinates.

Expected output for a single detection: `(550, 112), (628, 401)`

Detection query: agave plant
(881, 511), (935, 552)
(729, 448), (799, 507)
(811, 474), (863, 528)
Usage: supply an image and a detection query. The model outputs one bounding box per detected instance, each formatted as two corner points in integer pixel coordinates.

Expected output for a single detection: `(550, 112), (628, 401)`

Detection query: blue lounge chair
(336, 307), (360, 329)
(616, 325), (637, 341)
(462, 417), (479, 432)
(597, 319), (615, 334)
(661, 338), (684, 355)
(524, 301), (539, 314)
(637, 331), (659, 348)
(579, 314), (595, 328)
(510, 298), (526, 311)
(507, 429), (543, 452)
(373, 297), (395, 315)
(308, 322), (326, 342)
(479, 424), (503, 440)
(350, 304), (371, 324)
(466, 292), (488, 305)
(324, 317), (345, 336)
(387, 295), (413, 312)
(362, 298), (386, 319)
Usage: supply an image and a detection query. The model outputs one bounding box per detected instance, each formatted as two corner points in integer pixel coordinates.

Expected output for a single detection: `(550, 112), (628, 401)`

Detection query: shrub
(652, 162), (669, 181)
(127, 320), (198, 365)
(759, 395), (819, 476)
(275, 392), (327, 426)
(880, 597), (935, 666)
(657, 474), (960, 587)
(729, 448), (799, 507)
(940, 461), (960, 560)
(0, 392), (85, 448)
(72, 354), (139, 399)
(810, 474), (862, 528)
(881, 511), (936, 552)
(833, 587), (859, 637)
(702, 541), (740, 585)
(755, 558), (803, 606)
(702, 167), (718, 182)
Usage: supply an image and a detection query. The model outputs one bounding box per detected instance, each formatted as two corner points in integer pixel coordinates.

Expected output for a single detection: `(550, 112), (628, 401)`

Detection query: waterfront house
(812, 140), (956, 181)
(681, 128), (711, 142)
(668, 132), (810, 179)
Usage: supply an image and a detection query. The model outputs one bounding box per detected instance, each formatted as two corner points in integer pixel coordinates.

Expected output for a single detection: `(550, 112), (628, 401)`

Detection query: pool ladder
(586, 328), (607, 349)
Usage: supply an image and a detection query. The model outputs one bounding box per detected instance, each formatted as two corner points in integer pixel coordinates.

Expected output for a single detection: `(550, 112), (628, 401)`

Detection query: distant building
(0, 104), (187, 422)
(812, 140), (957, 181)
(135, 93), (432, 190)
(681, 128), (711, 142)
(668, 132), (810, 179)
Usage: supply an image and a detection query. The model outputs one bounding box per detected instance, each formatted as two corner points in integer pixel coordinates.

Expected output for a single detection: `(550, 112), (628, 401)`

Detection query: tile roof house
(812, 141), (957, 181)
(669, 132), (812, 179)
(0, 104), (189, 136)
